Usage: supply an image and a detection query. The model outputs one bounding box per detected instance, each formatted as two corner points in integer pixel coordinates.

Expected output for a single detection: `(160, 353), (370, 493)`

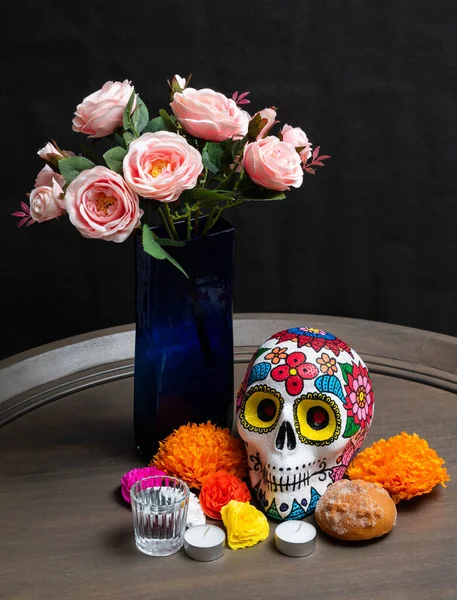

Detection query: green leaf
(103, 146), (127, 174)
(58, 156), (96, 185)
(123, 89), (136, 131)
(123, 131), (136, 146)
(219, 140), (236, 166)
(247, 113), (267, 141)
(343, 416), (360, 438)
(159, 109), (178, 133)
(142, 225), (188, 277)
(192, 188), (235, 200)
(339, 363), (353, 385)
(190, 188), (236, 207)
(202, 142), (224, 174)
(242, 187), (286, 202)
(112, 132), (126, 148)
(157, 237), (186, 247)
(143, 116), (167, 133)
(131, 95), (149, 134)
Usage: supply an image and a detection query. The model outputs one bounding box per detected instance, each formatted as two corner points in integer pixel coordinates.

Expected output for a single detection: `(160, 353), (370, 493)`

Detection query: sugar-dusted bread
(315, 479), (397, 541)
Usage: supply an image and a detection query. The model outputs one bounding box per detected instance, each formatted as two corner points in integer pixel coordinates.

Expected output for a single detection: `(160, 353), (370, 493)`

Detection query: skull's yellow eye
(239, 384), (283, 434)
(293, 392), (341, 446)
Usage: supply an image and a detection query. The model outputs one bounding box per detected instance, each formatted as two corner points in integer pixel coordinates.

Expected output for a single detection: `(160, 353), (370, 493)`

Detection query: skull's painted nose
(276, 421), (296, 451)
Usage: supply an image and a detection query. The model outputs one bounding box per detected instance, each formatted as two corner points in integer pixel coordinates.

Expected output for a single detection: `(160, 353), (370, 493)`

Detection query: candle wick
(203, 526), (211, 537)
(296, 522), (304, 532)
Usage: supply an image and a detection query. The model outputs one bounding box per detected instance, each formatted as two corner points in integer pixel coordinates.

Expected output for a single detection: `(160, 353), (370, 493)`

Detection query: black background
(2, 0), (457, 360)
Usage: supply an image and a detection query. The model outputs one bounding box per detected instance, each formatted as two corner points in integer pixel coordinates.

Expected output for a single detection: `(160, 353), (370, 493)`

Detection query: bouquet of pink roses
(13, 74), (329, 274)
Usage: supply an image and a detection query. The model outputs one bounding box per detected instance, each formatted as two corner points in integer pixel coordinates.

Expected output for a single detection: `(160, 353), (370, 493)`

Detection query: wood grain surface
(0, 316), (456, 600)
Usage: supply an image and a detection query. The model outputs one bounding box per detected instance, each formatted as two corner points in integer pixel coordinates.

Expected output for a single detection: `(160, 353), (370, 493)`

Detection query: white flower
(186, 492), (206, 528)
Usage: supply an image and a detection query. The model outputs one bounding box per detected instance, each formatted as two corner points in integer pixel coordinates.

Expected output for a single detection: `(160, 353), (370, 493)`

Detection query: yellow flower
(221, 500), (269, 549)
(347, 431), (450, 503)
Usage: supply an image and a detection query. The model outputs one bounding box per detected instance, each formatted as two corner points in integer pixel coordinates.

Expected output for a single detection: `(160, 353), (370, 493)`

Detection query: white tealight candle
(183, 524), (226, 562)
(274, 521), (317, 557)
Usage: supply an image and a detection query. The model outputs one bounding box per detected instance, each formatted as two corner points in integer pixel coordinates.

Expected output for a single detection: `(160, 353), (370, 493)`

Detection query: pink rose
(72, 80), (135, 138)
(280, 124), (312, 162)
(256, 107), (277, 139)
(170, 88), (248, 141)
(232, 110), (251, 141)
(120, 466), (167, 504)
(65, 165), (142, 242)
(242, 136), (304, 191)
(123, 131), (203, 202)
(29, 165), (66, 222)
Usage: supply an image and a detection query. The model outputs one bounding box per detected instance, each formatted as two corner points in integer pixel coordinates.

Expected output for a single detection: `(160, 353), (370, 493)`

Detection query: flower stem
(202, 205), (217, 236)
(165, 204), (179, 240)
(193, 209), (200, 237)
(199, 167), (208, 188)
(186, 210), (192, 240)
(158, 206), (174, 240)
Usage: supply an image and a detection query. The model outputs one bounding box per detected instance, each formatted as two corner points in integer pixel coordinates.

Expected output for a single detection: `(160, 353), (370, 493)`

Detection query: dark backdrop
(2, 0), (457, 360)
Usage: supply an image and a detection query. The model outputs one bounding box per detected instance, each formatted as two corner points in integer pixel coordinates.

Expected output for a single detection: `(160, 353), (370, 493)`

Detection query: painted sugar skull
(236, 326), (375, 521)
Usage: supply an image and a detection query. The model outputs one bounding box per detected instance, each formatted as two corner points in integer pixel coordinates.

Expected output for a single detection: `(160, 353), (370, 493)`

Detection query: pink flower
(280, 124), (312, 162)
(65, 165), (142, 242)
(343, 362), (374, 428)
(232, 110), (251, 143)
(242, 136), (303, 191)
(72, 80), (135, 138)
(170, 88), (248, 142)
(38, 142), (75, 164)
(29, 165), (66, 222)
(123, 131), (203, 202)
(256, 107), (277, 139)
(120, 466), (167, 504)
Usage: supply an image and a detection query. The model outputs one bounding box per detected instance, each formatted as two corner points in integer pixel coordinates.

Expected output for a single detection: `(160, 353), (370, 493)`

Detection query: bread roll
(315, 479), (397, 541)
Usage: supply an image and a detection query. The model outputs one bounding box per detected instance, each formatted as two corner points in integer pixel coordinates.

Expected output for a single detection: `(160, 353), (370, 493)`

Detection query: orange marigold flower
(347, 431), (450, 503)
(150, 421), (248, 490)
(199, 471), (251, 520)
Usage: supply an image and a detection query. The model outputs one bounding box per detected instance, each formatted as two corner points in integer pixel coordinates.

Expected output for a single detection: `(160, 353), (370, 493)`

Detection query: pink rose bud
(72, 80), (135, 139)
(242, 136), (304, 191)
(123, 131), (203, 202)
(29, 165), (66, 222)
(280, 124), (312, 162)
(173, 74), (187, 90)
(65, 166), (143, 242)
(170, 88), (249, 142)
(256, 108), (277, 139)
(37, 142), (75, 164)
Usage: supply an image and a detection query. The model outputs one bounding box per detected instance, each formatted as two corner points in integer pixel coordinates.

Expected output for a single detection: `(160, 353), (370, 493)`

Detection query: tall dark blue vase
(134, 216), (236, 460)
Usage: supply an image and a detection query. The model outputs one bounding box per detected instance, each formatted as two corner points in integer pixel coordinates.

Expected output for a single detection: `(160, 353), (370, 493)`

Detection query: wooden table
(0, 314), (456, 600)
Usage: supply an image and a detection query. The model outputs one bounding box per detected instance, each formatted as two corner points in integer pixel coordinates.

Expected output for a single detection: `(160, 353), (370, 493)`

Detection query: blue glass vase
(133, 216), (236, 460)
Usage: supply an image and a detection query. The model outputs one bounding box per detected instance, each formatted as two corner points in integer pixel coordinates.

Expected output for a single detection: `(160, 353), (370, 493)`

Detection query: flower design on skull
(330, 428), (368, 482)
(271, 327), (353, 357)
(271, 351), (318, 396)
(343, 362), (374, 428)
(316, 352), (338, 376)
(264, 347), (287, 365)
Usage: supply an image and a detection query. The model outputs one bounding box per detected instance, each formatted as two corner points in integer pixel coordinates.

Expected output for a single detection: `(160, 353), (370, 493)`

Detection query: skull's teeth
(265, 472), (311, 491)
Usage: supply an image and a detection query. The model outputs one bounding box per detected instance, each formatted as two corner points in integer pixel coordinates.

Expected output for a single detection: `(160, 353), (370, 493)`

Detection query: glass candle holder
(130, 475), (190, 557)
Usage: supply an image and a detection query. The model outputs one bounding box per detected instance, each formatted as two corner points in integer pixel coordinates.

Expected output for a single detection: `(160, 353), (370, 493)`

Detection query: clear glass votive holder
(130, 475), (190, 557)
